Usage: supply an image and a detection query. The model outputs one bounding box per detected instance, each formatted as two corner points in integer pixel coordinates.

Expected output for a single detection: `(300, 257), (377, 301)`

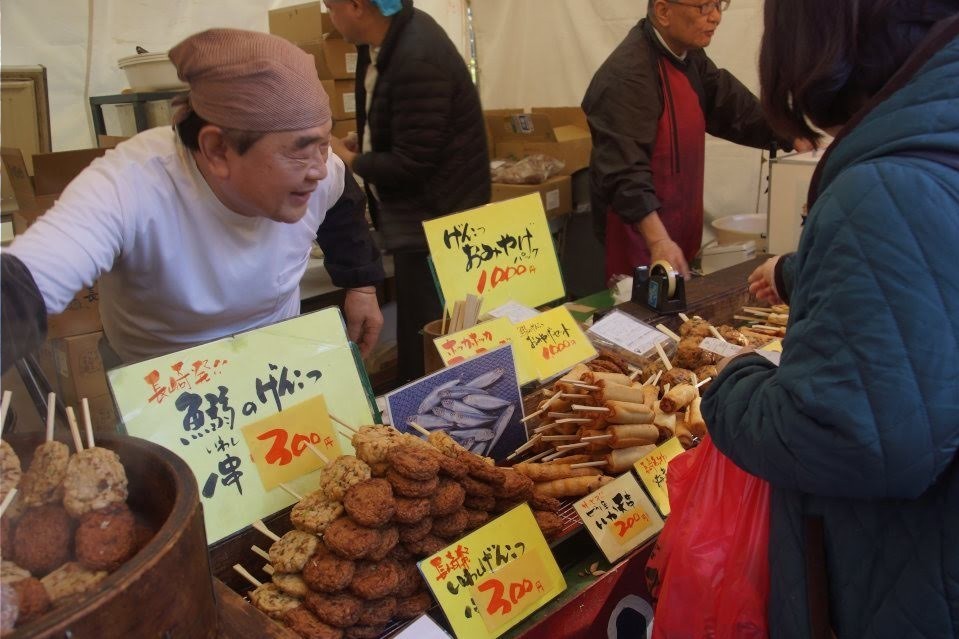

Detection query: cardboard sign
(419, 504), (565, 639)
(587, 309), (670, 357)
(513, 307), (597, 381)
(423, 194), (565, 315)
(392, 615), (452, 639)
(574, 472), (664, 563)
(634, 437), (687, 517)
(485, 300), (540, 324)
(108, 309), (374, 543)
(697, 336), (744, 359)
(385, 345), (525, 461)
(433, 317), (537, 386)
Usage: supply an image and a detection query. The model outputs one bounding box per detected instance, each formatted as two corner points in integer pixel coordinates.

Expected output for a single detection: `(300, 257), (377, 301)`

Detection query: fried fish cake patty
(40, 562), (108, 604)
(387, 445), (440, 481)
(464, 457), (506, 486)
(291, 490), (344, 534)
(430, 478), (465, 517)
(348, 559), (400, 600)
(496, 469), (534, 501)
(365, 525), (399, 562)
(356, 596), (397, 626)
(534, 510), (564, 539)
(463, 492), (495, 511)
(319, 456), (371, 502)
(395, 591), (433, 619)
(270, 530), (321, 573)
(431, 508), (468, 540)
(323, 517), (382, 560)
(405, 534), (446, 558)
(464, 508), (490, 530)
(345, 625), (386, 639)
(250, 583), (301, 620)
(343, 479), (395, 528)
(386, 468), (437, 498)
(304, 591), (363, 628)
(434, 449), (468, 479)
(273, 572), (310, 598)
(397, 517), (433, 544)
(530, 494), (562, 513)
(393, 495), (431, 524)
(394, 561), (425, 598)
(282, 606), (344, 639)
(302, 544), (355, 594)
(460, 475), (495, 499)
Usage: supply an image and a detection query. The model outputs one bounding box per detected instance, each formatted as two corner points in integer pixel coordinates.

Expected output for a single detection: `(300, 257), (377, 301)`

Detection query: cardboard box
(491, 175), (572, 218)
(85, 393), (119, 433)
(51, 331), (109, 405)
(321, 79), (357, 120)
(300, 39), (358, 80)
(486, 110), (592, 175)
(269, 2), (343, 44)
(47, 285), (102, 339)
(332, 118), (357, 139)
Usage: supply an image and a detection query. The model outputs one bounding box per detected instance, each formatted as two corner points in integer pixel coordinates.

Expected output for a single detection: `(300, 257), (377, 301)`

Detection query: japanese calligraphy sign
(432, 317), (537, 385)
(697, 336), (744, 359)
(418, 504), (565, 639)
(241, 395), (340, 491)
(423, 194), (565, 314)
(634, 438), (686, 517)
(574, 472), (664, 563)
(107, 309), (375, 543)
(513, 306), (597, 381)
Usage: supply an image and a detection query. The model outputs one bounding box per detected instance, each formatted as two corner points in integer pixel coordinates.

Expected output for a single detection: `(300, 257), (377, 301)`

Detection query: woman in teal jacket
(701, 2), (959, 637)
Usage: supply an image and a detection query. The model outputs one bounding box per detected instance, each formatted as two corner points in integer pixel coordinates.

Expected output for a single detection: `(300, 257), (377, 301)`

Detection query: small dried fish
(441, 399), (492, 417)
(464, 368), (504, 389)
(416, 378), (462, 414)
(462, 394), (512, 411)
(406, 414), (453, 430)
(431, 406), (497, 428)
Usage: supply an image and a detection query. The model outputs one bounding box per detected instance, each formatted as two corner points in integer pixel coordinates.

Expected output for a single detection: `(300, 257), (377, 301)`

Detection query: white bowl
(711, 214), (767, 251)
(118, 52), (187, 92)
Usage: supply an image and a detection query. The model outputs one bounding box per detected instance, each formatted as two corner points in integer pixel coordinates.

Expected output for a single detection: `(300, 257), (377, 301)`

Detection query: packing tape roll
(650, 260), (678, 298)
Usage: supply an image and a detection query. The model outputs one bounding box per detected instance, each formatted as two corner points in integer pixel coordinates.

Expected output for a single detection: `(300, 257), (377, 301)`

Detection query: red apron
(606, 58), (706, 280)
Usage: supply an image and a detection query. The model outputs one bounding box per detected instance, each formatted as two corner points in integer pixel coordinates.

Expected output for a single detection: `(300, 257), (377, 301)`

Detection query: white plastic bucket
(711, 214), (767, 251)
(118, 52), (186, 92)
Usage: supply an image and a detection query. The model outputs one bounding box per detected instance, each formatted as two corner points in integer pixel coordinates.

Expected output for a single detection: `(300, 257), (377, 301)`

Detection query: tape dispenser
(631, 260), (687, 313)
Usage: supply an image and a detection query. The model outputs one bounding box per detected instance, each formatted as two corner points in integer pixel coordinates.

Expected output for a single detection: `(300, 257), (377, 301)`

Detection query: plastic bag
(490, 153), (565, 184)
(645, 435), (770, 639)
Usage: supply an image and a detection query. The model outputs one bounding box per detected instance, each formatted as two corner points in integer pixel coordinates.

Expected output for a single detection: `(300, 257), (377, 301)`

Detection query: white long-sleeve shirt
(7, 127), (347, 363)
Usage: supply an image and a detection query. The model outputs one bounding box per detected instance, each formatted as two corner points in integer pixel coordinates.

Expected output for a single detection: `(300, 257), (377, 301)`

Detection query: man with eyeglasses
(583, 0), (808, 281)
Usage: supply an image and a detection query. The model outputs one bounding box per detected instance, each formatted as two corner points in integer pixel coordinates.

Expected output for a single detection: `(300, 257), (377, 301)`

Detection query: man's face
(323, 0), (365, 45)
(658, 1), (723, 53)
(221, 122), (332, 224)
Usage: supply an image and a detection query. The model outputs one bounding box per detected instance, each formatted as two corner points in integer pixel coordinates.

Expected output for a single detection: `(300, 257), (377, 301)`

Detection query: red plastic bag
(645, 435), (771, 639)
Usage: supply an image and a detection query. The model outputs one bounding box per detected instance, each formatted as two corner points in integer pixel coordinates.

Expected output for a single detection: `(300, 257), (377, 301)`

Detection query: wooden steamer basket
(6, 431), (217, 638)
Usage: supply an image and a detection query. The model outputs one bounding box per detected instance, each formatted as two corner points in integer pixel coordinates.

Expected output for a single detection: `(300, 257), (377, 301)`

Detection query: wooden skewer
(696, 377), (712, 388)
(233, 564), (262, 589)
(81, 398), (95, 448)
(734, 315), (761, 323)
(506, 433), (542, 460)
(678, 313), (690, 322)
(556, 441), (590, 451)
(541, 435), (579, 442)
(547, 412), (576, 419)
(279, 484), (302, 500)
(251, 545), (271, 562)
(654, 342), (673, 371)
(305, 443), (329, 464)
(559, 393), (592, 400)
(565, 381), (599, 390)
(708, 326), (728, 343)
(581, 434), (612, 442)
(0, 390), (11, 435)
(520, 408), (545, 423)
(65, 407), (84, 452)
(408, 422), (430, 437)
(754, 324), (785, 333)
(523, 448), (554, 463)
(628, 368), (643, 382)
(742, 307), (772, 316)
(572, 404), (609, 413)
(251, 520), (281, 542)
(328, 413), (358, 434)
(656, 324), (681, 342)
(541, 448), (571, 462)
(441, 308), (448, 336)
(262, 564), (275, 576)
(553, 417), (593, 425)
(532, 423), (559, 434)
(45, 392), (57, 442)
(651, 370), (663, 386)
(570, 460), (607, 469)
(0, 488), (17, 517)
(691, 373), (699, 398)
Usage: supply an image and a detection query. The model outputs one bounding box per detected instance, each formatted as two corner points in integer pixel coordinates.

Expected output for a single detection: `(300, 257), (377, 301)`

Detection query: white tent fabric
(1, 0), (770, 225)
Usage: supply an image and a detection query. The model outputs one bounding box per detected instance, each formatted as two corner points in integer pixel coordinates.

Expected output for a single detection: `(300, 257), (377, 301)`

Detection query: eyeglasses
(666, 0), (731, 15)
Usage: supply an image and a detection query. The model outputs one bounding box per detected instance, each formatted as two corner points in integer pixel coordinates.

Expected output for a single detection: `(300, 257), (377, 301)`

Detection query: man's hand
(343, 287), (384, 357)
(648, 238), (689, 279)
(330, 136), (358, 169)
(343, 131), (359, 153)
(747, 256), (783, 304)
(792, 137), (815, 153)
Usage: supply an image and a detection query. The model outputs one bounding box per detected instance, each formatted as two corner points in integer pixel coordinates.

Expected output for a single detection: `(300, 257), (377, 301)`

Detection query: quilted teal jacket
(701, 23), (959, 639)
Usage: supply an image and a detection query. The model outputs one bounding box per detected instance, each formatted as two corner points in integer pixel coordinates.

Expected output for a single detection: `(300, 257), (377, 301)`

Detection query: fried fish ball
(431, 509), (468, 540)
(356, 596), (396, 627)
(394, 591), (433, 619)
(323, 517), (382, 560)
(319, 456), (371, 502)
(40, 562), (108, 604)
(249, 582), (300, 620)
(679, 317), (712, 339)
(62, 448), (128, 518)
(304, 591), (363, 628)
(365, 525), (399, 562)
(674, 337), (721, 370)
(281, 606), (344, 639)
(0, 440), (22, 502)
(386, 468), (437, 498)
(75, 504), (137, 572)
(343, 479), (395, 528)
(302, 545), (355, 594)
(387, 445), (440, 481)
(397, 517), (432, 544)
(1, 582), (18, 634)
(533, 510), (564, 539)
(291, 489), (345, 535)
(393, 495), (431, 524)
(718, 325), (749, 347)
(430, 478), (466, 517)
(20, 440), (70, 509)
(348, 559), (400, 600)
(11, 577), (50, 624)
(659, 367), (694, 391)
(13, 504), (73, 576)
(269, 530), (321, 573)
(273, 572), (310, 598)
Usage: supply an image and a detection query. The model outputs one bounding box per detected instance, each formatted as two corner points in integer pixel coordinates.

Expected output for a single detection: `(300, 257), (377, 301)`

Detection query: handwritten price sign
(634, 437), (686, 517)
(423, 194), (565, 314)
(514, 307), (597, 381)
(418, 505), (565, 639)
(574, 472), (664, 563)
(432, 317), (537, 385)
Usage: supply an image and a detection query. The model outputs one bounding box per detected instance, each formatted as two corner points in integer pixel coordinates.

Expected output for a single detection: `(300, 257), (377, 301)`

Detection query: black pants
(393, 250), (442, 385)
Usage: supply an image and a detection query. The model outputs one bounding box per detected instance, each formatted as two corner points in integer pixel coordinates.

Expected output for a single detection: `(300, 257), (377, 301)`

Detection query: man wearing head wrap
(0, 29), (385, 370)
(325, 0), (490, 384)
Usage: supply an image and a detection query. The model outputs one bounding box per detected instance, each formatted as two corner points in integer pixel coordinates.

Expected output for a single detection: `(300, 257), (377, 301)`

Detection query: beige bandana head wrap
(169, 28), (331, 132)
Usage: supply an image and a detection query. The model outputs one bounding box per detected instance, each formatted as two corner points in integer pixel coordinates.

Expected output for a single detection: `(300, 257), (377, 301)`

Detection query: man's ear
(196, 125), (231, 179)
(652, 0), (672, 27)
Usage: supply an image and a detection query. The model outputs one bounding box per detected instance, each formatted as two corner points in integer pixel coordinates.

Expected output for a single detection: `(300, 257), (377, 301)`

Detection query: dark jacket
(353, 0), (490, 252)
(701, 21), (959, 639)
(582, 19), (780, 237)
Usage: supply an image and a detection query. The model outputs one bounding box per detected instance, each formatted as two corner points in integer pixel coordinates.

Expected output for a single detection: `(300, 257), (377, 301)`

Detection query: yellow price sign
(418, 504), (565, 639)
(241, 395), (342, 491)
(634, 437), (686, 517)
(513, 307), (597, 381)
(760, 339), (783, 352)
(423, 194), (565, 314)
(432, 317), (537, 385)
(574, 472), (664, 563)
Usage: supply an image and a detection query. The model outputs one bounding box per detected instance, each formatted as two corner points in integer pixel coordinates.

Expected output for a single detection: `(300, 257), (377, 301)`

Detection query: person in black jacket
(327, 0), (490, 384)
(582, 0), (808, 281)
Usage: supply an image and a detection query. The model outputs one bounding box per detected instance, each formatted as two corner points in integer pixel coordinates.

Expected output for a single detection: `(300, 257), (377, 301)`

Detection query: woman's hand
(748, 256), (783, 304)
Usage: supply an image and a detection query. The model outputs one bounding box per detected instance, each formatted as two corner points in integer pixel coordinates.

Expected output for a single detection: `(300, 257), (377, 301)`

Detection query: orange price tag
(472, 551), (550, 634)
(573, 472), (664, 563)
(612, 507), (652, 543)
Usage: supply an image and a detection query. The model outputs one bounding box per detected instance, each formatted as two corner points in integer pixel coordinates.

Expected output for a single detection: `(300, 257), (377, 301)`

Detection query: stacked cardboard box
(269, 1), (358, 135)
